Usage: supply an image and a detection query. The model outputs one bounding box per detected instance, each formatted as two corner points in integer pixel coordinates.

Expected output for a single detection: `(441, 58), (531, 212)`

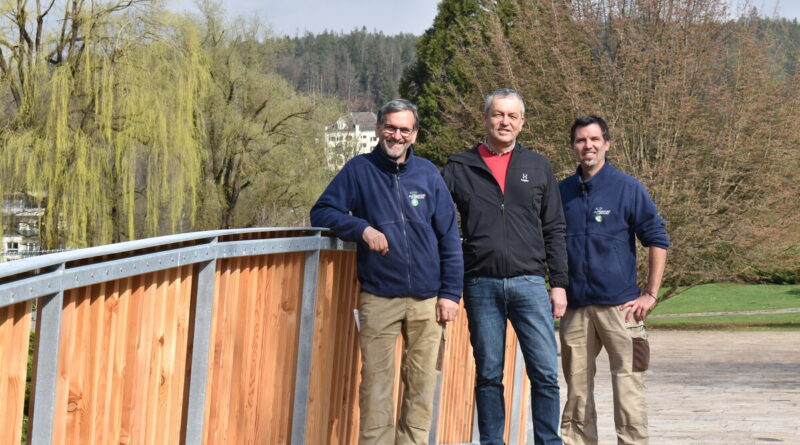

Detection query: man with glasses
(311, 98), (463, 445)
(443, 88), (568, 445)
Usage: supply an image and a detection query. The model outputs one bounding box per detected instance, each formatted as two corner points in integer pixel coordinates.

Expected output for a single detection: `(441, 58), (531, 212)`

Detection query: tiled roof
(326, 112), (377, 131)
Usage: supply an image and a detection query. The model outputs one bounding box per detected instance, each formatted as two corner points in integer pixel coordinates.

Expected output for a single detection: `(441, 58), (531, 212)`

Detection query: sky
(167, 1), (800, 37)
(167, 0), (441, 36)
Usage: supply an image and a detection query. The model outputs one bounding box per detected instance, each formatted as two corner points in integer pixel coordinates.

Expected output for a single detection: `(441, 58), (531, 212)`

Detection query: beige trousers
(358, 292), (443, 445)
(560, 304), (650, 445)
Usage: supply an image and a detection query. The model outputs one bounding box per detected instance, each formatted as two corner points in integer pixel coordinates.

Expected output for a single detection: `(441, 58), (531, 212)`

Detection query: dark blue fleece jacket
(310, 146), (463, 302)
(559, 162), (669, 307)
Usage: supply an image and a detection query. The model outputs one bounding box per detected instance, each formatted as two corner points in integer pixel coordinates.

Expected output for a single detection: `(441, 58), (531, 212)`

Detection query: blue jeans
(464, 275), (562, 445)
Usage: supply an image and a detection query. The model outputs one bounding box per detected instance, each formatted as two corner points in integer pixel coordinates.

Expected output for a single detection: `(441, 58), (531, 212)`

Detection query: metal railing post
(183, 238), (219, 445)
(29, 263), (65, 445)
(429, 372), (444, 444)
(290, 235), (322, 445)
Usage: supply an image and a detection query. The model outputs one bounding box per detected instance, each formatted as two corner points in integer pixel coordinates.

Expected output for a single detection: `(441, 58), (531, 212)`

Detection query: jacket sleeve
(309, 163), (371, 242)
(539, 160), (569, 289)
(632, 182), (670, 249)
(432, 171), (464, 303)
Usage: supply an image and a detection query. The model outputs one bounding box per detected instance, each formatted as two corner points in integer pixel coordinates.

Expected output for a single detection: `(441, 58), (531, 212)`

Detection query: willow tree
(0, 1), (207, 248)
(402, 0), (800, 290)
(194, 4), (340, 229)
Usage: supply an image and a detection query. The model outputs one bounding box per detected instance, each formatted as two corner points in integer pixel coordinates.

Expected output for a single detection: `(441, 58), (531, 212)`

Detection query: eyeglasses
(381, 124), (415, 138)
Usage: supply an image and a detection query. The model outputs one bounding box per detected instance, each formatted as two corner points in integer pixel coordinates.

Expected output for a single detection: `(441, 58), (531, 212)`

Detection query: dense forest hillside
(275, 29), (419, 111)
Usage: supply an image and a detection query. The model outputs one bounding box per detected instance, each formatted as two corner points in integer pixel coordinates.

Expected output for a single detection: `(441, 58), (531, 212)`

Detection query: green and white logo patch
(593, 207), (611, 222)
(408, 191), (426, 207)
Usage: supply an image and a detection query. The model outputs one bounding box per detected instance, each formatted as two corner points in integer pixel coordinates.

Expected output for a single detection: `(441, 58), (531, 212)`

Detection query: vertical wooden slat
(253, 255), (273, 444)
(202, 265), (225, 445)
(172, 265), (193, 445)
(435, 299), (475, 444)
(83, 283), (104, 445)
(242, 256), (264, 445)
(0, 301), (33, 445)
(279, 253), (304, 443)
(108, 276), (131, 445)
(225, 258), (248, 443)
(102, 278), (120, 445)
(502, 324), (519, 445)
(52, 288), (75, 445)
(118, 275), (143, 445)
(157, 267), (177, 445)
(93, 281), (112, 445)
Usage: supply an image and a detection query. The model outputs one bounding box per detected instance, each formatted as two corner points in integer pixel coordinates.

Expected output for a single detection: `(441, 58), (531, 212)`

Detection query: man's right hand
(362, 226), (389, 255)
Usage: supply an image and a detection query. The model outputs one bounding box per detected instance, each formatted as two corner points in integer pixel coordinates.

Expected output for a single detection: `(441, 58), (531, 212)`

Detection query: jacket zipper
(581, 182), (590, 284)
(395, 164), (412, 295)
(500, 190), (508, 276)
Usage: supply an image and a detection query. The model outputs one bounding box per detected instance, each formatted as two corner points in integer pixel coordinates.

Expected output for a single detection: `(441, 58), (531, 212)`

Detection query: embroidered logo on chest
(408, 191), (426, 207)
(593, 207), (611, 222)
(521, 173), (529, 183)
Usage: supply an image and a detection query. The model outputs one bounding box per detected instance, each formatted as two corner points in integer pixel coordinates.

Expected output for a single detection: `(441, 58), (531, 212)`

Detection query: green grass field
(647, 283), (800, 330)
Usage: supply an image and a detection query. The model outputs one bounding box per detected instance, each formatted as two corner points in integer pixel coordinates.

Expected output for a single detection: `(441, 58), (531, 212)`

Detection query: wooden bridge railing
(0, 228), (529, 445)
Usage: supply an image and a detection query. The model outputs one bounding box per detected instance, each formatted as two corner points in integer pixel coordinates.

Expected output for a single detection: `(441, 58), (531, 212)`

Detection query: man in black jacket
(443, 88), (568, 445)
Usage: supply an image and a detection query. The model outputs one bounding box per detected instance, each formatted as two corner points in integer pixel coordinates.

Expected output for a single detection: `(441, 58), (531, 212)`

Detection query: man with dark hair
(443, 88), (568, 445)
(311, 98), (463, 445)
(559, 115), (669, 445)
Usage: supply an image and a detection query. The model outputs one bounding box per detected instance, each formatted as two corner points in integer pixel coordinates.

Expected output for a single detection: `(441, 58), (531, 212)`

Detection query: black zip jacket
(443, 143), (569, 288)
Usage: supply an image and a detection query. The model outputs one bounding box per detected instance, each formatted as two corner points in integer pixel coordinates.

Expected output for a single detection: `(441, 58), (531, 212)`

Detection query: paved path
(650, 308), (800, 318)
(550, 330), (800, 444)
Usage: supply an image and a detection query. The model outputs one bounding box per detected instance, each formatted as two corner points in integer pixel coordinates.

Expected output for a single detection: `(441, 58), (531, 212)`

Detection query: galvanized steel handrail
(0, 227), (349, 308)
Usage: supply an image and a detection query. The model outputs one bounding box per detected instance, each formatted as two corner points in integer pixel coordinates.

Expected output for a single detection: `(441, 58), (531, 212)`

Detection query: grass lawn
(652, 283), (800, 314)
(646, 283), (800, 330)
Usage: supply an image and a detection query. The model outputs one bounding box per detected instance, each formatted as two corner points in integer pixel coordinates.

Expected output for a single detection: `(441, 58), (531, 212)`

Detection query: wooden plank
(502, 324), (518, 445)
(83, 283), (104, 445)
(0, 301), (33, 445)
(202, 265), (226, 445)
(170, 265), (193, 445)
(107, 277), (131, 445)
(52, 288), (75, 445)
(227, 255), (248, 445)
(341, 253), (360, 445)
(241, 255), (265, 445)
(206, 259), (239, 445)
(253, 255), (273, 444)
(435, 299), (475, 443)
(97, 279), (118, 445)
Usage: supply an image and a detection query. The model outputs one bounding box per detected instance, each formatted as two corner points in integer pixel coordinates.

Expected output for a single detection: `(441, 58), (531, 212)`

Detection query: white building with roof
(2, 193), (44, 262)
(324, 112), (378, 170)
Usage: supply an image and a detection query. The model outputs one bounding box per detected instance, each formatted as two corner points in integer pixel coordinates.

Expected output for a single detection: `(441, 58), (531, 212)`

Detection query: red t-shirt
(478, 143), (513, 194)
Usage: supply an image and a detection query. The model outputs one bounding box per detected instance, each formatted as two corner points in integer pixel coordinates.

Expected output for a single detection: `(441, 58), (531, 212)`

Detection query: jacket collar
(450, 142), (523, 169)
(577, 159), (614, 191)
(370, 144), (414, 173)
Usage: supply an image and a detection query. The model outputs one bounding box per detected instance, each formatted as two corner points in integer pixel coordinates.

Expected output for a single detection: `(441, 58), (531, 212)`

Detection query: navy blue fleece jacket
(310, 146), (463, 302)
(559, 162), (669, 307)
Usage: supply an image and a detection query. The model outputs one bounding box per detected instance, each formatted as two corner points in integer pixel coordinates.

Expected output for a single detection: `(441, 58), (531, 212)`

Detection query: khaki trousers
(560, 304), (650, 445)
(358, 292), (443, 445)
